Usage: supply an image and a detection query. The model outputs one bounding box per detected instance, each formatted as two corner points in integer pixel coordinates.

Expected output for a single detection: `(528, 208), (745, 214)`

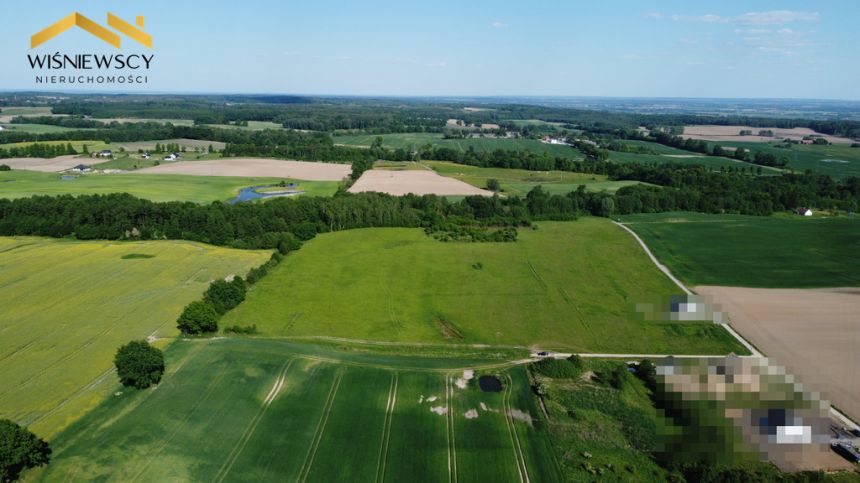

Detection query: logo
(31, 12), (152, 49)
(27, 12), (154, 86)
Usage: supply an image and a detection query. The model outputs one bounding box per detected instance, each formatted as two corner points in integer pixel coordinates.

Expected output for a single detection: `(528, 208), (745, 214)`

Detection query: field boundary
(374, 372), (398, 483)
(446, 373), (458, 483)
(297, 372), (343, 483)
(213, 358), (295, 483)
(503, 374), (530, 483)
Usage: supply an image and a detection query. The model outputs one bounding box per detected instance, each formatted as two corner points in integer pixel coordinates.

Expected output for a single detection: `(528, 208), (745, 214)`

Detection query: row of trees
(0, 143), (77, 159)
(177, 236), (301, 335)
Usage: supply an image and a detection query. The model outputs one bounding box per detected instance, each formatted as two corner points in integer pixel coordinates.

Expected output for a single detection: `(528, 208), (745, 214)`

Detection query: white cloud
(671, 10), (819, 25)
(491, 21), (506, 28)
(643, 12), (662, 19)
(671, 14), (727, 23)
(738, 10), (819, 25)
(425, 61), (447, 68)
(621, 53), (644, 60)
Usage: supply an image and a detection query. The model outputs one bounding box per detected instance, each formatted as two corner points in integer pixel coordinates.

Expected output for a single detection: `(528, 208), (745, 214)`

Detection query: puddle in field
(464, 409), (479, 419)
(478, 375), (503, 392)
(430, 406), (448, 415)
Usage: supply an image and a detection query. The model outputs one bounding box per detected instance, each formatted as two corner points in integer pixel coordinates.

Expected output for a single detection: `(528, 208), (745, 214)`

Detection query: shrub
(114, 340), (165, 389)
(204, 277), (247, 315)
(486, 178), (501, 192)
(177, 300), (219, 334)
(532, 358), (584, 379)
(634, 359), (657, 390)
(0, 419), (51, 481)
(0, 164), (10, 171)
(597, 363), (629, 389)
(223, 324), (257, 335)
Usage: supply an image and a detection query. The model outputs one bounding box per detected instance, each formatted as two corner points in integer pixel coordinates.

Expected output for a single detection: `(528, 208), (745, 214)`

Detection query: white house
(71, 164), (92, 173)
(163, 154), (177, 161)
(141, 153), (150, 160)
(97, 149), (113, 158)
(796, 207), (813, 217)
(0, 125), (5, 131)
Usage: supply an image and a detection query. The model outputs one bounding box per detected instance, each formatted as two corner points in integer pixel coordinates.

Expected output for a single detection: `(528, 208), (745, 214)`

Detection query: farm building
(71, 164), (92, 173)
(796, 207), (813, 217)
(142, 153), (150, 159)
(163, 154), (177, 161)
(97, 150), (112, 158)
(0, 125), (5, 131)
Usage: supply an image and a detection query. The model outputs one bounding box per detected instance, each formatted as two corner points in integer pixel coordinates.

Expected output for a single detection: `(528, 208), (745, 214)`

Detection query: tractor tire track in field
(129, 362), (231, 483)
(374, 372), (398, 483)
(214, 358), (295, 483)
(503, 374), (530, 483)
(297, 371), (343, 483)
(446, 373), (458, 483)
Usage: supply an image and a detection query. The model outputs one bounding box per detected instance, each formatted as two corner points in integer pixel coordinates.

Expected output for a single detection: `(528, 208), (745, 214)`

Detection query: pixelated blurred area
(655, 356), (855, 471)
(635, 294), (726, 324)
(696, 286), (860, 434)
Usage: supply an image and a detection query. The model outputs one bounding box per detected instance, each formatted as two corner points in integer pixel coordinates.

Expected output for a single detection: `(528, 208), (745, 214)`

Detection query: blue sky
(1, 0), (858, 99)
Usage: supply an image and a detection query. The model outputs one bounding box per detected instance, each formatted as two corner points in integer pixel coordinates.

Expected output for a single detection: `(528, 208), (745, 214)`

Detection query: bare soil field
(114, 138), (227, 151)
(348, 169), (493, 196)
(134, 158), (350, 180)
(1, 155), (84, 172)
(697, 286), (860, 423)
(682, 125), (856, 144)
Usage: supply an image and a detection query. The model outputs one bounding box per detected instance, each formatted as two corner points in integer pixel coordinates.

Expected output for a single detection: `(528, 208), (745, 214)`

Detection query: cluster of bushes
(0, 164), (10, 171)
(531, 355), (585, 379)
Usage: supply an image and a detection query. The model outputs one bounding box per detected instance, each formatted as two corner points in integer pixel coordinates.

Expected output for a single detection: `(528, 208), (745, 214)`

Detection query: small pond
(478, 375), (503, 392)
(230, 185), (305, 205)
(61, 175), (77, 181)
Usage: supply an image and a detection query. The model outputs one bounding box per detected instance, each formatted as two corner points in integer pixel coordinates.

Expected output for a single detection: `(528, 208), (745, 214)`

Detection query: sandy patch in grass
(464, 409), (479, 419)
(1, 155), (85, 172)
(348, 169), (493, 196)
(682, 125), (855, 144)
(134, 158), (350, 181)
(454, 369), (475, 389)
(430, 405), (448, 415)
(696, 286), (860, 423)
(507, 408), (534, 426)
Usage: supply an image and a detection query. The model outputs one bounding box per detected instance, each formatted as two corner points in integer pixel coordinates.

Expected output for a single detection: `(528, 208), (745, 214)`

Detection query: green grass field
(619, 212), (860, 287)
(0, 106), (54, 116)
(202, 121), (285, 130)
(222, 219), (747, 354)
(608, 149), (780, 173)
(92, 152), (223, 170)
(422, 160), (646, 195)
(0, 170), (339, 202)
(0, 238), (270, 438)
(712, 141), (860, 178)
(34, 338), (559, 482)
(0, 123), (89, 134)
(335, 133), (583, 160)
(0, 140), (109, 153)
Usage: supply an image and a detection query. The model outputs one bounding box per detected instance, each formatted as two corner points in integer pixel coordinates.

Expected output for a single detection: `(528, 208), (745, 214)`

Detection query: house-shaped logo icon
(31, 13), (152, 49)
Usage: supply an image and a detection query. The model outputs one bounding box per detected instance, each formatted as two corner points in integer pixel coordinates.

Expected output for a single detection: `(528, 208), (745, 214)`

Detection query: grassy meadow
(222, 219), (747, 354)
(34, 338), (559, 482)
(0, 123), (89, 134)
(0, 170), (339, 202)
(0, 237), (270, 438)
(335, 132), (583, 160)
(422, 160), (646, 195)
(711, 141), (860, 179)
(619, 212), (860, 287)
